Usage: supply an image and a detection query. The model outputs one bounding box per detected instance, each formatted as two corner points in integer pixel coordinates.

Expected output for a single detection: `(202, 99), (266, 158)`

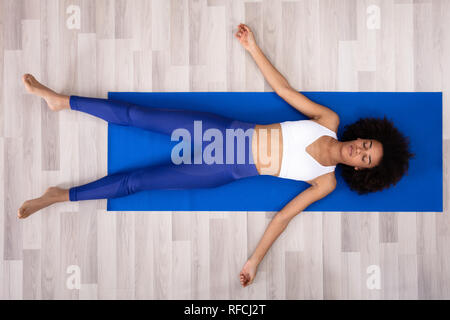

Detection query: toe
(17, 201), (32, 219)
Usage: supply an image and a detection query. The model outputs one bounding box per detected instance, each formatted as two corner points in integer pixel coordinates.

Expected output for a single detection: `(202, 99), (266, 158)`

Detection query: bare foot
(22, 74), (69, 111)
(18, 187), (69, 219)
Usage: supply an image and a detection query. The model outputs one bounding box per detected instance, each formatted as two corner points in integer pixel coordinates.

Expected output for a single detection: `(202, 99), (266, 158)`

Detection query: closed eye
(365, 140), (373, 165)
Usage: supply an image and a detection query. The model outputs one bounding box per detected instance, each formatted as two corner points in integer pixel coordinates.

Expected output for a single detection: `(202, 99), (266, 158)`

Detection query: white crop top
(278, 120), (337, 182)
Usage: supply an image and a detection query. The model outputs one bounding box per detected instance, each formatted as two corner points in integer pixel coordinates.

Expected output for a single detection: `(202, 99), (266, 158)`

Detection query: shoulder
(311, 112), (340, 134)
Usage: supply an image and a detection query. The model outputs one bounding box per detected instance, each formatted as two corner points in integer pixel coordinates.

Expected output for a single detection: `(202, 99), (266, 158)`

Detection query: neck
(328, 138), (343, 166)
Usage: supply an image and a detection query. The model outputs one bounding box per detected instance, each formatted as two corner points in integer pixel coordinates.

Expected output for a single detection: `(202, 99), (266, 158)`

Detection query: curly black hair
(337, 116), (415, 195)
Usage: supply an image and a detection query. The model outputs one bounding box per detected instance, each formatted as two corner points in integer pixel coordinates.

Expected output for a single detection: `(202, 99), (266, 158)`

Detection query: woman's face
(341, 138), (383, 170)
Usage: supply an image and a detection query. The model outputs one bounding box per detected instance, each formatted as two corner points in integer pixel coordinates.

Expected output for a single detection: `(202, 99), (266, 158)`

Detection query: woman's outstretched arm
(235, 24), (339, 122)
(239, 181), (336, 288)
(235, 23), (289, 92)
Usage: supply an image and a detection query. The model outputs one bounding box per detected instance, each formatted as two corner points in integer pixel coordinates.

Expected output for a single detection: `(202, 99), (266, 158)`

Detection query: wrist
(248, 45), (260, 55)
(249, 255), (261, 266)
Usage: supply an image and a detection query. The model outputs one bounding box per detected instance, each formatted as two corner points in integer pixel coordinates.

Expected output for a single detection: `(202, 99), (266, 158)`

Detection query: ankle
(55, 189), (70, 202)
(45, 187), (70, 203)
(47, 94), (70, 111)
(60, 95), (71, 110)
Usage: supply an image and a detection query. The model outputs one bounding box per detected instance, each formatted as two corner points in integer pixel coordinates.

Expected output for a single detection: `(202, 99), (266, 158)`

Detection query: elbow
(275, 80), (291, 93)
(329, 111), (340, 125)
(332, 112), (340, 125)
(280, 79), (290, 91)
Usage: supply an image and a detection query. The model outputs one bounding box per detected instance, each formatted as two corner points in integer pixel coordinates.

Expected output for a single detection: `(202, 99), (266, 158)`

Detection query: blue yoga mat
(107, 92), (442, 212)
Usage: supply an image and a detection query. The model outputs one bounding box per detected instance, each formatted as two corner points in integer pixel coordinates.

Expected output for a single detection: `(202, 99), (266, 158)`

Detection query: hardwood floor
(0, 0), (449, 299)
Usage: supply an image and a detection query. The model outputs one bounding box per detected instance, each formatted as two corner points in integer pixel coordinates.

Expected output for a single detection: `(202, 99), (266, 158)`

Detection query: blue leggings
(68, 96), (259, 201)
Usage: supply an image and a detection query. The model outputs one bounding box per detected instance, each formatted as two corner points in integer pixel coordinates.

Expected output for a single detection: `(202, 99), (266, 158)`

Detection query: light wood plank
(4, 137), (24, 260)
(60, 212), (79, 300)
(323, 213), (342, 299)
(209, 218), (230, 299)
(23, 249), (42, 300)
(97, 209), (117, 300)
(341, 252), (361, 299)
(116, 213), (135, 299)
(152, 213), (173, 299)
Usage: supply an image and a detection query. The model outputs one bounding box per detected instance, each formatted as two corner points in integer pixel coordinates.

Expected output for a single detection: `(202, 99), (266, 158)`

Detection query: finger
(243, 25), (251, 32)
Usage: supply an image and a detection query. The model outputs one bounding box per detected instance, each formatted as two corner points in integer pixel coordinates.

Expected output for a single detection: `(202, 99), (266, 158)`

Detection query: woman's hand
(239, 258), (258, 288)
(235, 23), (257, 52)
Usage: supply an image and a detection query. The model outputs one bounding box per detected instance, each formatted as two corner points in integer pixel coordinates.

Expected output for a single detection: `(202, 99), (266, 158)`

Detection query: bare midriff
(251, 124), (283, 176)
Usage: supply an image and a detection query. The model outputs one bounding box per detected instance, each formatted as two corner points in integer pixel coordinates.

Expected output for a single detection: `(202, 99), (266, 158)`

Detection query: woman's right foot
(22, 74), (70, 111)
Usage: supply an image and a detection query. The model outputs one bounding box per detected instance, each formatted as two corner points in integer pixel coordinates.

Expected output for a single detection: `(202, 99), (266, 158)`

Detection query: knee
(124, 103), (142, 126)
(124, 171), (143, 195)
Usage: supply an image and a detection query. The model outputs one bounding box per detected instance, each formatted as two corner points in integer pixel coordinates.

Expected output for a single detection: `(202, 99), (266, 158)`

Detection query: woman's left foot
(18, 187), (68, 219)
